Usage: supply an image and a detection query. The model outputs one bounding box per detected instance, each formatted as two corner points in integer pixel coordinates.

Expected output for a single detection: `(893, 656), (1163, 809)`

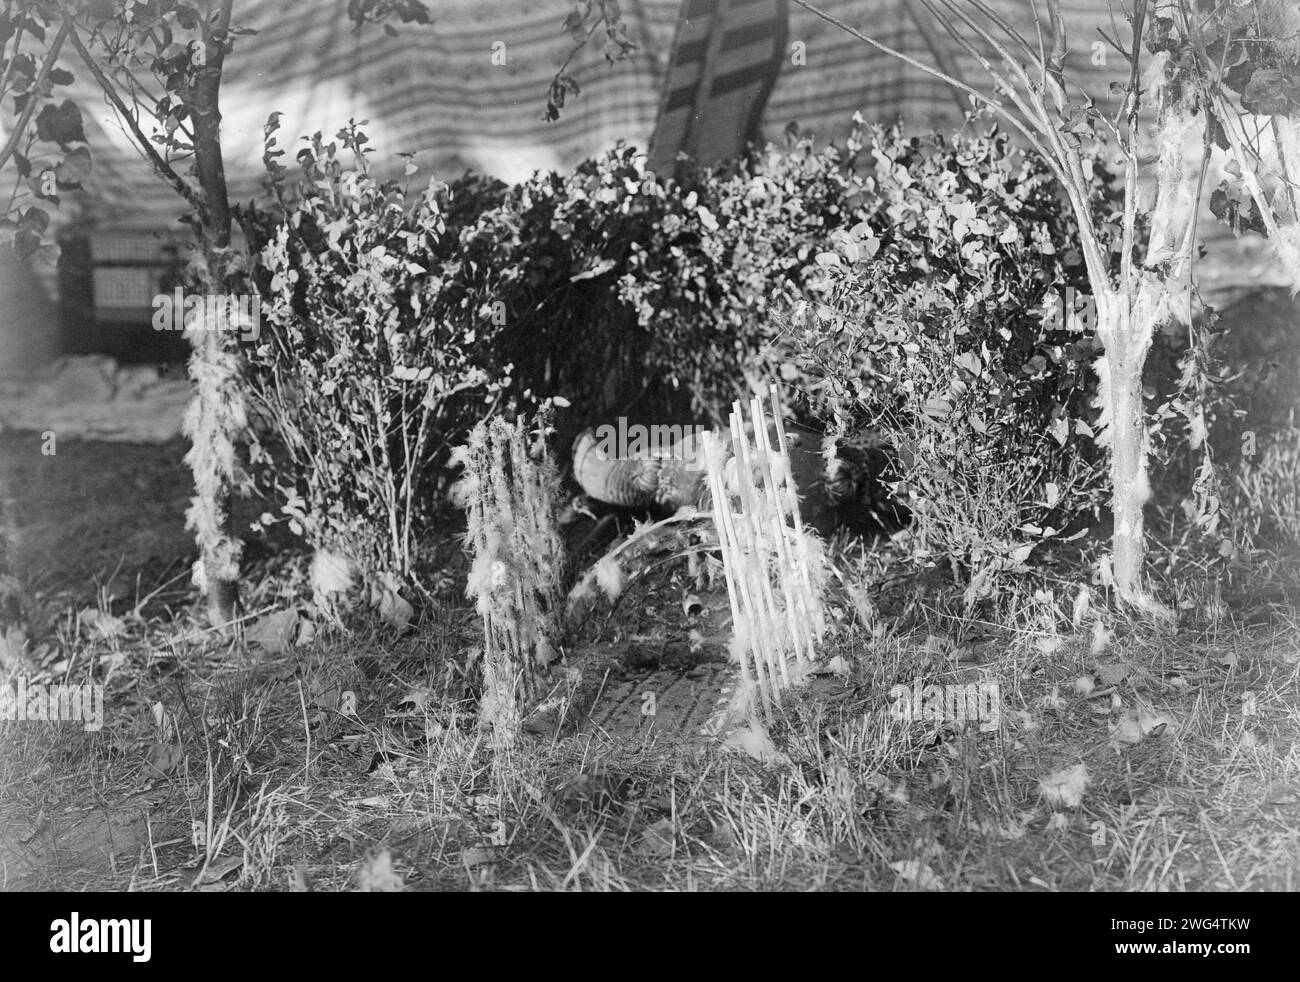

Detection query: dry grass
(2, 533), (1297, 892)
(2, 434), (1296, 892)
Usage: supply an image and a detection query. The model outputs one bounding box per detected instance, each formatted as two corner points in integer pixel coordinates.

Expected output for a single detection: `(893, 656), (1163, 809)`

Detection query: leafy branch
(61, 11), (206, 220)
(0, 20), (69, 173)
(545, 0), (637, 122)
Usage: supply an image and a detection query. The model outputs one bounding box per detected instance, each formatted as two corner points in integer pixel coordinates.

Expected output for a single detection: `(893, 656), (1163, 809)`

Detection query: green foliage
(346, 0), (432, 31)
(245, 114), (1131, 595)
(776, 119), (1123, 598)
(247, 120), (517, 587)
(616, 126), (872, 419)
(547, 0), (637, 121)
(0, 2), (86, 266)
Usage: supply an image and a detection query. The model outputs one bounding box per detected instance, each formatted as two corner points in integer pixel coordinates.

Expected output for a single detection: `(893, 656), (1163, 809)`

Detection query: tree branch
(0, 21), (71, 173)
(924, 0), (1111, 287)
(1118, 1), (1147, 294)
(62, 14), (207, 221)
(190, 0), (235, 248)
(789, 0), (1061, 179)
(899, 2), (969, 119)
(0, 17), (28, 99)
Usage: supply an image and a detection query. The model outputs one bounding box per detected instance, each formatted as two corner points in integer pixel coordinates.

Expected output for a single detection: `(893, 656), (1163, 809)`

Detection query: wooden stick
(728, 408), (783, 704)
(703, 433), (759, 705)
(731, 406), (789, 692)
(707, 431), (773, 716)
(769, 383), (820, 637)
(750, 395), (812, 664)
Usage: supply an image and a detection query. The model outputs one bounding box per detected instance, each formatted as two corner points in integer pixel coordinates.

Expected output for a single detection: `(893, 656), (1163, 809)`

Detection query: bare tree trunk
(183, 0), (243, 629)
(59, 3), (245, 628)
(1096, 94), (1202, 614)
(1095, 290), (1152, 603)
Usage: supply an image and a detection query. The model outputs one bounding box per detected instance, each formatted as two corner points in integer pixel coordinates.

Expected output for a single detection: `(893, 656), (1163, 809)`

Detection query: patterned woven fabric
(74, 1), (1130, 227)
(67, 0), (1279, 299)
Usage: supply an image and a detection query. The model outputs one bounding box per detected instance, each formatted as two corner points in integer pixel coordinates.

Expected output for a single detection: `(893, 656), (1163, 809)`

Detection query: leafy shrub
(775, 118), (1123, 600)
(243, 114), (1133, 600)
(614, 128), (874, 419)
(242, 121), (875, 588)
(247, 121), (516, 589)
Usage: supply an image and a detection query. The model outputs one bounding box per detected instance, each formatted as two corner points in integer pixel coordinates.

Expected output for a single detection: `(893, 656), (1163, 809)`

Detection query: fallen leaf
(97, 650), (129, 673)
(1108, 708), (1144, 749)
(636, 818), (675, 858)
(310, 681), (341, 710)
(245, 608), (299, 653)
(461, 846), (496, 867)
(862, 772), (889, 793)
(394, 688), (430, 711)
(891, 859), (943, 890)
(311, 549), (356, 597)
(0, 627), (32, 671)
(194, 855), (243, 886)
(378, 588), (414, 630)
(1137, 702), (1176, 738)
(145, 741), (183, 776)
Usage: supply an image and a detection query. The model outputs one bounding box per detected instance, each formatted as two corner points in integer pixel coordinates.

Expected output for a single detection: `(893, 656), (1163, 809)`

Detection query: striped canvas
(52, 0), (1282, 301)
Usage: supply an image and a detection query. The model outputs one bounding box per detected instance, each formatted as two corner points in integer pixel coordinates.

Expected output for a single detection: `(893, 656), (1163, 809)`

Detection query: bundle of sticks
(703, 383), (827, 718)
